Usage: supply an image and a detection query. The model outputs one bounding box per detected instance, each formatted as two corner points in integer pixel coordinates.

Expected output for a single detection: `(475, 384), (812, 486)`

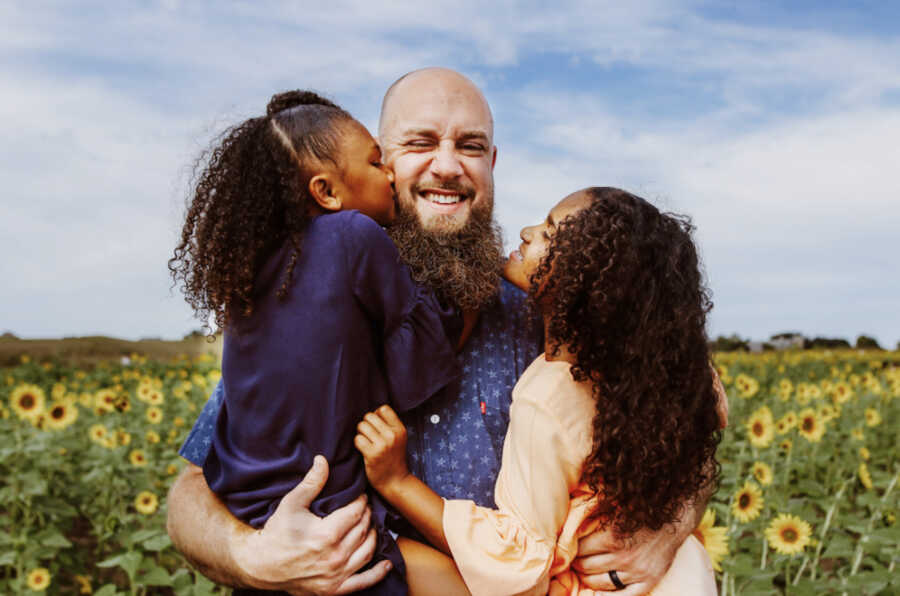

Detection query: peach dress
(442, 355), (718, 596)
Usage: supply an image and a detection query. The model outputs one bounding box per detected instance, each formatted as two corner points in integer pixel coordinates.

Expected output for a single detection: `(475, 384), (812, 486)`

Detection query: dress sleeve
(442, 391), (582, 596)
(178, 381), (224, 465)
(343, 211), (461, 412)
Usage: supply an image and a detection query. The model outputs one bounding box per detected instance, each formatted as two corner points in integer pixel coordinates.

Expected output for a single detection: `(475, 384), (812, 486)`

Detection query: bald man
(168, 68), (710, 596)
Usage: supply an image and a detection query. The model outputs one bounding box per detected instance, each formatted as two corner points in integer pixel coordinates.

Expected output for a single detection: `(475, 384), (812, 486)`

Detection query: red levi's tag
(480, 401), (486, 415)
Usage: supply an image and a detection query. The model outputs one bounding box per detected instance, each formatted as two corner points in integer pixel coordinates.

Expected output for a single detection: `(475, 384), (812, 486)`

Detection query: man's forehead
(379, 69), (493, 139)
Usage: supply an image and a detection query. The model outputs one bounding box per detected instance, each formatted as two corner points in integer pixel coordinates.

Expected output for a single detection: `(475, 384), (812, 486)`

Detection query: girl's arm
(354, 405), (451, 555)
(357, 396), (577, 596)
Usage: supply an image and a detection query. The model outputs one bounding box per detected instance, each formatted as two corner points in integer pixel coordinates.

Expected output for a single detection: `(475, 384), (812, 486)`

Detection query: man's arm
(166, 457), (391, 595)
(573, 372), (728, 595)
(572, 476), (712, 595)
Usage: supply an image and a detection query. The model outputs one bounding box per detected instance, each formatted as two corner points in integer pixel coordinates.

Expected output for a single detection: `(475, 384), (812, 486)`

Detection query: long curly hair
(531, 187), (722, 536)
(169, 91), (353, 331)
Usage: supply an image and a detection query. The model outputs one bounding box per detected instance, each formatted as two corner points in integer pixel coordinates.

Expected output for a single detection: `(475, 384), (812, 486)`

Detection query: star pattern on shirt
(182, 280), (542, 508)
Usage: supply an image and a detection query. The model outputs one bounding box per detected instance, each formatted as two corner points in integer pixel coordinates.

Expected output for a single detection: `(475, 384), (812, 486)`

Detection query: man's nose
(429, 143), (464, 178)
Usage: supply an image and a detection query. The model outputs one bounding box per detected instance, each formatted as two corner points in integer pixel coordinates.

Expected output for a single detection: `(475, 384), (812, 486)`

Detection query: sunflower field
(1, 349), (898, 595)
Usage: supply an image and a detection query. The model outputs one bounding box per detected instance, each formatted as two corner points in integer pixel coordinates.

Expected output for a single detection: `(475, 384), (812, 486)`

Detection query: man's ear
(308, 174), (342, 212)
(491, 145), (498, 170)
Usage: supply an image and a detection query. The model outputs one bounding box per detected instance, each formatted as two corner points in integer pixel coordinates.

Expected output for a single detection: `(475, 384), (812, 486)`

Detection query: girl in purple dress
(169, 91), (461, 595)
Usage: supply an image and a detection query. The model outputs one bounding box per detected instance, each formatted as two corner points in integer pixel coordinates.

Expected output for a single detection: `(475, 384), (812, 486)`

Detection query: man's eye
(406, 140), (433, 147)
(461, 143), (485, 151)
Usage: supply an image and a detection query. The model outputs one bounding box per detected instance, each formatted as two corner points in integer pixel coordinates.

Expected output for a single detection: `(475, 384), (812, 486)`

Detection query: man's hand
(354, 405), (411, 493)
(572, 523), (685, 595)
(167, 458), (391, 595)
(233, 455), (391, 594)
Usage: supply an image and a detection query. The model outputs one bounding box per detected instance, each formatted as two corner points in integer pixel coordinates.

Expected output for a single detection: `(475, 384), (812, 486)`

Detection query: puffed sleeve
(178, 381), (224, 465)
(342, 211), (461, 412)
(442, 391), (583, 596)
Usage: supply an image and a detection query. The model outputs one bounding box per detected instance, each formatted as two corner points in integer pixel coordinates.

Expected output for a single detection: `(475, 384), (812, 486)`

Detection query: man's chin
(415, 199), (472, 234)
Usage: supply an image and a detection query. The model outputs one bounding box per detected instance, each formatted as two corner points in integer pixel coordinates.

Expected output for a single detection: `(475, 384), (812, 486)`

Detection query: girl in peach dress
(356, 187), (727, 595)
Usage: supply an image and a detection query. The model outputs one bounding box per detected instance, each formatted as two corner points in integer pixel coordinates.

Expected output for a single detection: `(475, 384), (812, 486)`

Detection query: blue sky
(2, 1), (899, 347)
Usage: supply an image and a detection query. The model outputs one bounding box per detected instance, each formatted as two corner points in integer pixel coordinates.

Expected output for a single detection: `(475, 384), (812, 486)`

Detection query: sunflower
(135, 490), (159, 515)
(818, 404), (838, 422)
(94, 389), (117, 413)
(116, 430), (132, 446)
(114, 395), (131, 412)
(765, 514), (812, 555)
(147, 389), (165, 405)
(145, 430), (161, 444)
(74, 574), (91, 594)
(746, 406), (775, 448)
(26, 567), (51, 591)
(692, 509), (728, 572)
(851, 427), (865, 441)
(44, 402), (78, 430)
(735, 373), (760, 399)
(864, 408), (882, 427)
(136, 381), (153, 403)
(167, 463), (180, 475)
(859, 446), (870, 461)
(146, 406), (163, 424)
(129, 449), (148, 467)
(732, 482), (764, 523)
(10, 384), (46, 421)
(797, 408), (825, 443)
(752, 461), (774, 486)
(89, 424), (108, 444)
(859, 462), (873, 490)
(832, 381), (853, 404)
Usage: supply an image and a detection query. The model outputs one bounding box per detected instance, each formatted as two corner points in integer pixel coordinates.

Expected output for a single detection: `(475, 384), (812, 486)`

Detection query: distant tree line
(710, 332), (893, 352)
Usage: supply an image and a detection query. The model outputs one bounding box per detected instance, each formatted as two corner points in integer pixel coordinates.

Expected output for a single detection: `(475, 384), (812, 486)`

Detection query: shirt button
(430, 414), (440, 424)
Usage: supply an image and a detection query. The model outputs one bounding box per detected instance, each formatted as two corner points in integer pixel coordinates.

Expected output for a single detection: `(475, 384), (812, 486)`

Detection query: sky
(2, 1), (899, 347)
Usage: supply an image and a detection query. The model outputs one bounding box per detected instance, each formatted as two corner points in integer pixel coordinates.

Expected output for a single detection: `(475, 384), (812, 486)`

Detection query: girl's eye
(542, 229), (552, 240)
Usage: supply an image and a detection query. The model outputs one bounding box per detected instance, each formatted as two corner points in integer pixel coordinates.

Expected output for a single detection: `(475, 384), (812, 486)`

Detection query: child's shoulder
(309, 211), (397, 270)
(314, 209), (384, 235)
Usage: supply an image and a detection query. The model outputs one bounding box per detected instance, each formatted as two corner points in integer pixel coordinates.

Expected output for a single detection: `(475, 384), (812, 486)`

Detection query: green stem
(849, 470), (899, 576)
(811, 478), (849, 581)
(792, 555), (809, 585)
(761, 537), (768, 570)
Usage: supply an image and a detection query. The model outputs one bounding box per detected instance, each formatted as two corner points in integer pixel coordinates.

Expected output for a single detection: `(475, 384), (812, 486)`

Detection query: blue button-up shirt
(180, 279), (543, 508)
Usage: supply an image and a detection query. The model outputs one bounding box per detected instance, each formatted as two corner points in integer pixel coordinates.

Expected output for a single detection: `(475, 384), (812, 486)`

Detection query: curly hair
(531, 187), (722, 536)
(169, 90), (353, 331)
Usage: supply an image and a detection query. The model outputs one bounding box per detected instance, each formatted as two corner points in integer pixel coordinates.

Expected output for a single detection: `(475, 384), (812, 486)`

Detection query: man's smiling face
(379, 68), (497, 234)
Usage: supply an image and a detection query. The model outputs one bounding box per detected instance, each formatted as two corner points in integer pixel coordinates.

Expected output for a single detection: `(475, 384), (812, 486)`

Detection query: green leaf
(0, 551), (15, 566)
(97, 551), (142, 582)
(192, 573), (219, 596)
(142, 533), (172, 552)
(137, 561), (173, 586)
(130, 529), (162, 544)
(94, 585), (119, 596)
(39, 531), (72, 548)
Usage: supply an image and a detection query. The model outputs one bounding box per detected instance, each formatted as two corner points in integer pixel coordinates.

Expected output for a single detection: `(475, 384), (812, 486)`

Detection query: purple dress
(203, 210), (460, 595)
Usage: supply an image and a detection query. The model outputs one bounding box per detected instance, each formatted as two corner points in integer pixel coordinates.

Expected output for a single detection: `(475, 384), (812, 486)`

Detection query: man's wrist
(226, 522), (264, 589)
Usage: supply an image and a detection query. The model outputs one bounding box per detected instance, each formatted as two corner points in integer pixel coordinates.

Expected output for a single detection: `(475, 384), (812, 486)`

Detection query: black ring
(609, 570), (626, 590)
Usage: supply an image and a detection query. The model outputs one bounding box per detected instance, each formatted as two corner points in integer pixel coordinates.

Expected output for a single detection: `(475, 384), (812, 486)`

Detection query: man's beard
(387, 198), (505, 311)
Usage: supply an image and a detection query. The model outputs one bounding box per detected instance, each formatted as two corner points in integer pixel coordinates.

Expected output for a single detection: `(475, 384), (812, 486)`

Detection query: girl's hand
(354, 405), (410, 493)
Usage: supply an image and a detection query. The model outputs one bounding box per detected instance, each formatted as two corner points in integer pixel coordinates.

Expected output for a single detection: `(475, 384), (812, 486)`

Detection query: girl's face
(504, 190), (593, 292)
(333, 120), (396, 225)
